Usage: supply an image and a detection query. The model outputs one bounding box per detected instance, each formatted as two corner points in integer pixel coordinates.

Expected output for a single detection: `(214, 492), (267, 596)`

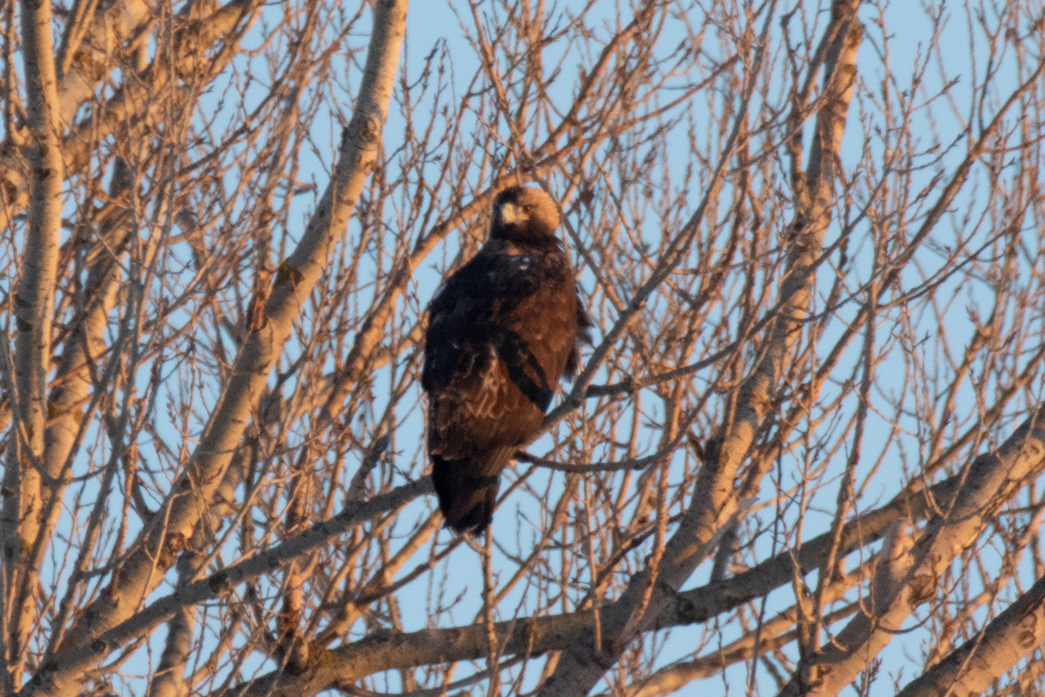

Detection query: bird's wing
(422, 249), (544, 393)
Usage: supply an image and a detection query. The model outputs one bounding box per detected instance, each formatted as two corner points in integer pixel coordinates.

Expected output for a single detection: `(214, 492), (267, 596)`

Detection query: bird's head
(489, 186), (561, 246)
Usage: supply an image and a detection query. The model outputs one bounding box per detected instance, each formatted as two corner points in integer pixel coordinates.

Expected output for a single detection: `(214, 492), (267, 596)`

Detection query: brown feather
(422, 186), (589, 534)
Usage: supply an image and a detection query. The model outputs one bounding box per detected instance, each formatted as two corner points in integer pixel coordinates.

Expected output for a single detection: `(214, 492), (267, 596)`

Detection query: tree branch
(19, 3), (409, 696)
(897, 573), (1045, 697)
(3, 0), (64, 683)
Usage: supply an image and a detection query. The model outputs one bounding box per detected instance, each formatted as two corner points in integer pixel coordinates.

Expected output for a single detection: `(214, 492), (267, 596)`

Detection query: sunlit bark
(2, 0), (1045, 695)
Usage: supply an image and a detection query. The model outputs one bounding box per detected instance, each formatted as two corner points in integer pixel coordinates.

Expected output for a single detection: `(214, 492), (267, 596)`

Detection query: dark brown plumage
(422, 186), (590, 534)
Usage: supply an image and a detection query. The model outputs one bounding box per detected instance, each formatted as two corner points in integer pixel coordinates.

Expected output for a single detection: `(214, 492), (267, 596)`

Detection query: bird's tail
(431, 449), (512, 534)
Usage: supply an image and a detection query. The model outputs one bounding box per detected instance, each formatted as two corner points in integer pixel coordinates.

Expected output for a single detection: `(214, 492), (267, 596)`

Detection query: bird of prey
(422, 185), (590, 534)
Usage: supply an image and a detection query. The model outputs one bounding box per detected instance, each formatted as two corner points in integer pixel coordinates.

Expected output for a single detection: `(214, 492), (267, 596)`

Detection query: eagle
(422, 186), (590, 534)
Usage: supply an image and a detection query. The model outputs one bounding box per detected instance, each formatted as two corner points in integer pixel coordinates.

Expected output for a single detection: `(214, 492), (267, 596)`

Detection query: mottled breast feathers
(422, 186), (590, 534)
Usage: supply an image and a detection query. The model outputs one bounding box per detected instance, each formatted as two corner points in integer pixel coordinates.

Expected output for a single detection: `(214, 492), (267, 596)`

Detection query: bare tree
(1, 0), (1045, 695)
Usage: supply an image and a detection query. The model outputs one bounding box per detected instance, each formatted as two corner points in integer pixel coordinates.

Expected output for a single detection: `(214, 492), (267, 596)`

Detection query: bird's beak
(500, 202), (519, 225)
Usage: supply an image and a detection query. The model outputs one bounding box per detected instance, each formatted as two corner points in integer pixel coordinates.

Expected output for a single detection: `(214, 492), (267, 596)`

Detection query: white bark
(3, 0), (65, 685)
(897, 573), (1045, 697)
(777, 521), (914, 697)
(0, 0), (256, 225)
(18, 2), (408, 696)
(534, 3), (863, 694)
(780, 405), (1045, 693)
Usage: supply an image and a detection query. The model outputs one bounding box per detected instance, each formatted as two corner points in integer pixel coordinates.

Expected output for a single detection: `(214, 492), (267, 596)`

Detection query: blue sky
(17, 0), (1045, 694)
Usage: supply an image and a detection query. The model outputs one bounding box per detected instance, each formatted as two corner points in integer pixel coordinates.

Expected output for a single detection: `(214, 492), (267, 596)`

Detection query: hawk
(422, 186), (590, 534)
